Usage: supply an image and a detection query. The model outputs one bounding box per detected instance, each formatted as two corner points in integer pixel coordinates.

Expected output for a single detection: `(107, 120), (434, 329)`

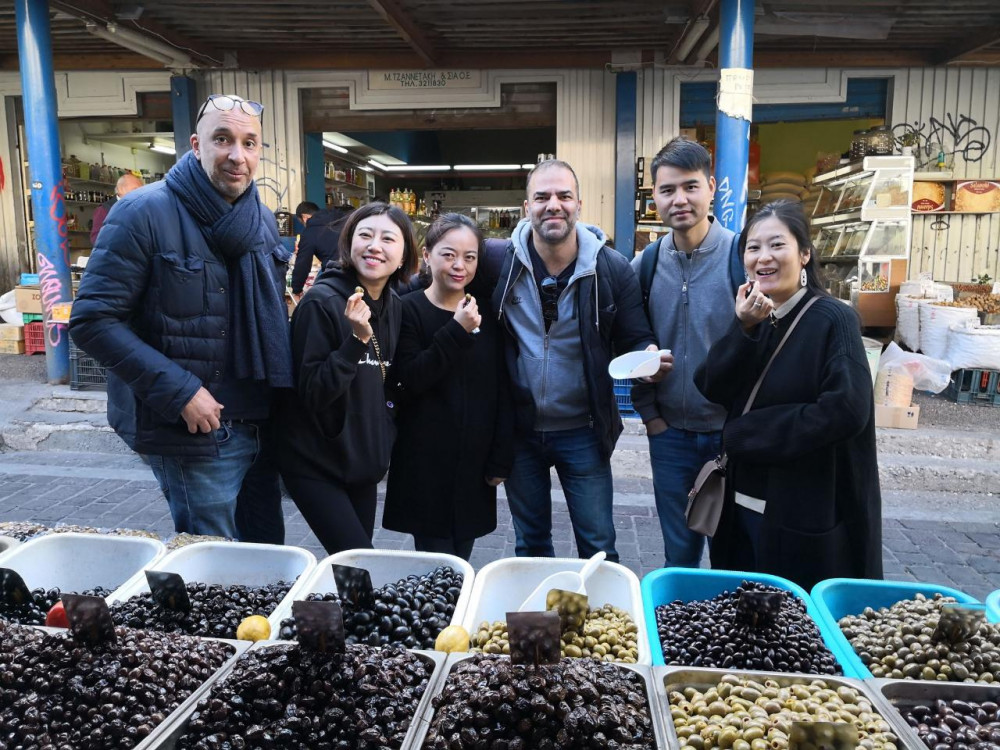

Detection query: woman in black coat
(276, 202), (418, 554)
(695, 200), (882, 590)
(383, 213), (513, 560)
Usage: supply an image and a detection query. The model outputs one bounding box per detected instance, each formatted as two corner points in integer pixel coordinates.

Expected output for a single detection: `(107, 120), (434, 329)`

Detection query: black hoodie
(275, 264), (401, 485)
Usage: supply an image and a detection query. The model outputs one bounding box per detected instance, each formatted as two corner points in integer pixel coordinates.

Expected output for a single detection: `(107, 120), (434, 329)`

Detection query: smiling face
(744, 215), (811, 305)
(349, 212), (405, 295)
(652, 164), (715, 233)
(525, 165), (581, 247)
(424, 226), (479, 296)
(190, 107), (261, 203)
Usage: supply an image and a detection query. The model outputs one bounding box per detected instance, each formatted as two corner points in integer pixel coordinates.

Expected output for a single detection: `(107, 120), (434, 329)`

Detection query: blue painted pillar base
(171, 76), (198, 157)
(614, 72), (638, 258)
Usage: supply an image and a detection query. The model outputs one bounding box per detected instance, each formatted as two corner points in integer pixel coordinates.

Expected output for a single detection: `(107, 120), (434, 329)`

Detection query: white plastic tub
(270, 548), (475, 634)
(107, 541), (316, 632)
(461, 556), (651, 664)
(0, 532), (164, 595)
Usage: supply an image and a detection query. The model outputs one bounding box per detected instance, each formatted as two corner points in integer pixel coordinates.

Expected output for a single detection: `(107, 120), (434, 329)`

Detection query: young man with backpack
(632, 136), (744, 568)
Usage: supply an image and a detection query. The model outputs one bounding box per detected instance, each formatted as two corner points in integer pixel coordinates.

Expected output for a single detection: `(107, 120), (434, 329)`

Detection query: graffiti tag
(40, 183), (71, 347)
(892, 113), (992, 164)
(716, 175), (737, 228)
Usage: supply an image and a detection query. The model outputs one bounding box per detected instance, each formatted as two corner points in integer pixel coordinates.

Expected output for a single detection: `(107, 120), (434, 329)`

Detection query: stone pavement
(0, 449), (997, 599)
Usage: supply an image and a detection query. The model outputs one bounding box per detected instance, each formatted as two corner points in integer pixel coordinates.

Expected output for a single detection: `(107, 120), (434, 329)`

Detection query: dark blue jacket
(69, 181), (288, 458)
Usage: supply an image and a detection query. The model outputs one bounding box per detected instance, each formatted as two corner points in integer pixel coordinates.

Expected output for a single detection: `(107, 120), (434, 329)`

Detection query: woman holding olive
(276, 201), (418, 554)
(383, 213), (513, 560)
(694, 200), (882, 590)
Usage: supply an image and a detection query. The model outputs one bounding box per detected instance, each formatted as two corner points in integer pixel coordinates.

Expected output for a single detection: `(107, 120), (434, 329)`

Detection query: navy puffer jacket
(69, 180), (288, 458)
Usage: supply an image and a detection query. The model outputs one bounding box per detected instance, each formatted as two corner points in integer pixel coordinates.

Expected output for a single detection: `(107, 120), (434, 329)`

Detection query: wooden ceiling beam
(931, 26), (1000, 65)
(0, 51), (161, 71)
(250, 47), (616, 70)
(365, 0), (437, 67)
(753, 48), (931, 67)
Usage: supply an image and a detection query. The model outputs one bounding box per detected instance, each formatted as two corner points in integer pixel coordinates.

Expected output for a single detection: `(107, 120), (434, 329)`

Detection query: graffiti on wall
(892, 113), (993, 164)
(39, 183), (71, 347)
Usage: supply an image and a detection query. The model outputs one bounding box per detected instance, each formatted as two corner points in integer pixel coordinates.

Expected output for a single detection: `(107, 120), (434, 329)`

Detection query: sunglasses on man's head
(196, 95), (264, 125)
(540, 275), (560, 323)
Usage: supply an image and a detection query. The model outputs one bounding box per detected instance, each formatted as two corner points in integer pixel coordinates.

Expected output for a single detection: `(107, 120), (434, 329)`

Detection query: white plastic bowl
(462, 556), (651, 664)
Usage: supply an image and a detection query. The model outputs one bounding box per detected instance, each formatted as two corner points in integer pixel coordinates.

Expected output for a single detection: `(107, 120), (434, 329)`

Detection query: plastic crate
(23, 321), (45, 355)
(641, 567), (858, 676)
(945, 368), (1000, 406)
(69, 341), (108, 390)
(810, 578), (991, 679)
(614, 377), (636, 416)
(988, 589), (1000, 622)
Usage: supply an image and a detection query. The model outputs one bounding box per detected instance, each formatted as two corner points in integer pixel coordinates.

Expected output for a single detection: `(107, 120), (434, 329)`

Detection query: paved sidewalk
(0, 450), (997, 599)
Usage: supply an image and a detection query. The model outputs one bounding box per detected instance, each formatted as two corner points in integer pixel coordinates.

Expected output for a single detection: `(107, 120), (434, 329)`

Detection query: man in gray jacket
(492, 160), (663, 562)
(631, 137), (742, 568)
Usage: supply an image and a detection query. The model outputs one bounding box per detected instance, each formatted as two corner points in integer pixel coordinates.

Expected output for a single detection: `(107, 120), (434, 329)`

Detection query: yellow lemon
(236, 615), (271, 642)
(434, 625), (470, 653)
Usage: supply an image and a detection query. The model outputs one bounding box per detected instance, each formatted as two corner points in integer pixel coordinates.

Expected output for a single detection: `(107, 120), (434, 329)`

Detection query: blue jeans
(648, 426), (722, 568)
(148, 420), (263, 539)
(505, 426), (618, 562)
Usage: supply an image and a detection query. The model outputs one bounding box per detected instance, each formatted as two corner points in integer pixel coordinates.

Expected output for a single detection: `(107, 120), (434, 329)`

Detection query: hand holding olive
(345, 291), (373, 343)
(455, 294), (481, 333)
(736, 281), (774, 329)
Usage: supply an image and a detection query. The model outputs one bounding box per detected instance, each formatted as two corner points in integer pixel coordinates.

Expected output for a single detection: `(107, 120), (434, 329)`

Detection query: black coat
(274, 265), (401, 485)
(695, 292), (883, 590)
(290, 207), (350, 294)
(382, 291), (514, 539)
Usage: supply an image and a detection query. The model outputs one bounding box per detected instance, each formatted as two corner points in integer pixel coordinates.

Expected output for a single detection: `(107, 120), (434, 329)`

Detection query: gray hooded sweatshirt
(503, 218), (607, 432)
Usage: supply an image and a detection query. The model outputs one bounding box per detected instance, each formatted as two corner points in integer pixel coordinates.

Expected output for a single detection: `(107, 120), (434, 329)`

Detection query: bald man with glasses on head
(71, 94), (293, 543)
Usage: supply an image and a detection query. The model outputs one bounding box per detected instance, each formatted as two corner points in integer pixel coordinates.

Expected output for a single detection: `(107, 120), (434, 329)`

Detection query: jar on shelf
(850, 130), (868, 161)
(866, 126), (894, 156)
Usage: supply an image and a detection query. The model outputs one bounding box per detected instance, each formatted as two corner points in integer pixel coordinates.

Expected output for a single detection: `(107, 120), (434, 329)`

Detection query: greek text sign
(369, 70), (482, 90)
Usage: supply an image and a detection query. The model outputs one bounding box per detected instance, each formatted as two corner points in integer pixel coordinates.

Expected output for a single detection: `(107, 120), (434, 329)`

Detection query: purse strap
(741, 295), (820, 416)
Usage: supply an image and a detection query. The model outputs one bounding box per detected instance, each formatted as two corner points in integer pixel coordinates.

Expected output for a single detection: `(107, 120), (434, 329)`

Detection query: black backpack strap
(639, 236), (662, 316)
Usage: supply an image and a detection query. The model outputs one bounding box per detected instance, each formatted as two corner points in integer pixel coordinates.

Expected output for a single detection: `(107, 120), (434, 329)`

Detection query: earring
(800, 268), (808, 288)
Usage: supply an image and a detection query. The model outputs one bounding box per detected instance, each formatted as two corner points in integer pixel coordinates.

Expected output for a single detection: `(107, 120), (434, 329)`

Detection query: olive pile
(0, 619), (233, 748)
(177, 642), (432, 749)
(838, 593), (1000, 682)
(655, 581), (842, 674)
(166, 533), (234, 550)
(111, 580), (292, 639)
(424, 653), (656, 749)
(0, 585), (111, 625)
(667, 673), (899, 750)
(471, 603), (641, 663)
(900, 697), (1000, 749)
(0, 521), (49, 541)
(277, 566), (463, 649)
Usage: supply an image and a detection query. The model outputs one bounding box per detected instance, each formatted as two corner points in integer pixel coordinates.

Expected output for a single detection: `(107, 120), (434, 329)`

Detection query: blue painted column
(171, 75), (198, 157)
(713, 0), (755, 234)
(15, 0), (71, 383)
(304, 133), (326, 208)
(614, 72), (637, 258)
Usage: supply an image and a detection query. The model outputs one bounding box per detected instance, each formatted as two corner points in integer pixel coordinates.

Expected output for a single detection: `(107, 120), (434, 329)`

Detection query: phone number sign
(369, 70), (482, 90)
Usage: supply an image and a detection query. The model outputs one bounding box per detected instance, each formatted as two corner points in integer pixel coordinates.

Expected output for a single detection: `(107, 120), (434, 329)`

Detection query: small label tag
(330, 564), (375, 610)
(145, 570), (192, 612)
(789, 722), (858, 750)
(545, 588), (588, 634)
(736, 589), (785, 628)
(0, 568), (32, 607)
(933, 604), (986, 643)
(62, 593), (117, 646)
(293, 599), (347, 654)
(506, 610), (562, 666)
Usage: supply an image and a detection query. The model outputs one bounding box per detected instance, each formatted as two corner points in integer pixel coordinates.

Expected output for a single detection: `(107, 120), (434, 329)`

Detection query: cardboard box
(875, 404), (920, 429)
(0, 324), (24, 341)
(0, 340), (26, 355)
(14, 286), (42, 314)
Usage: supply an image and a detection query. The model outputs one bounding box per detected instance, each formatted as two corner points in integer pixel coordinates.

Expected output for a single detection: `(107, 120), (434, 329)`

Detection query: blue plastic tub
(641, 567), (858, 677)
(811, 578), (985, 679)
(987, 589), (1000, 623)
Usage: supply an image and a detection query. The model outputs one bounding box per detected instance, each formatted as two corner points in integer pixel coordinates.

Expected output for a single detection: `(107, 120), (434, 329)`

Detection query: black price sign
(0, 568), (31, 607)
(145, 570), (192, 612)
(788, 721), (858, 750)
(933, 604), (986, 644)
(736, 589), (785, 628)
(330, 564), (375, 610)
(545, 588), (588, 634)
(62, 593), (117, 646)
(507, 610), (561, 667)
(293, 599), (347, 654)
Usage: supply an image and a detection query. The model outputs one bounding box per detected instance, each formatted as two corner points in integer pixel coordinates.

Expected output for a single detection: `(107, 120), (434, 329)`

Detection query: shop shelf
(641, 567), (857, 676)
(945, 367), (1000, 407)
(655, 666), (914, 750)
(269, 548), (475, 636)
(988, 589), (1000, 621)
(107, 541), (316, 635)
(409, 653), (668, 750)
(810, 578), (988, 680)
(614, 378), (636, 416)
(873, 678), (1000, 750)
(149, 644), (446, 749)
(23, 321), (45, 354)
(0, 531), (164, 596)
(461, 556), (651, 664)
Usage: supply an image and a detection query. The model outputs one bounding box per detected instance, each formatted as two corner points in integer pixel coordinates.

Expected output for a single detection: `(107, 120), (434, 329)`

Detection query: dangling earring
(800, 268), (808, 288)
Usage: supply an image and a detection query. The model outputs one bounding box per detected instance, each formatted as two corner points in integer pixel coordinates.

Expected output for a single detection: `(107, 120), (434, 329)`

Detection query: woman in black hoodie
(276, 202), (417, 553)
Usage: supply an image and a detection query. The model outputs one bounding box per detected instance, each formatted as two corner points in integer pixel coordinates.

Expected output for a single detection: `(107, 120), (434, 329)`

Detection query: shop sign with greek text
(369, 70), (482, 90)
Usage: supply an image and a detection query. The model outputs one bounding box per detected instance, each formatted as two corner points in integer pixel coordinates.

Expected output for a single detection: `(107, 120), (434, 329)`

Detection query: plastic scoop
(608, 349), (670, 380)
(517, 551), (607, 612)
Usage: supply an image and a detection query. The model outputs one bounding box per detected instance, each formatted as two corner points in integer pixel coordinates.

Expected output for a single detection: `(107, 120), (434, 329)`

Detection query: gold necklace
(369, 332), (387, 383)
